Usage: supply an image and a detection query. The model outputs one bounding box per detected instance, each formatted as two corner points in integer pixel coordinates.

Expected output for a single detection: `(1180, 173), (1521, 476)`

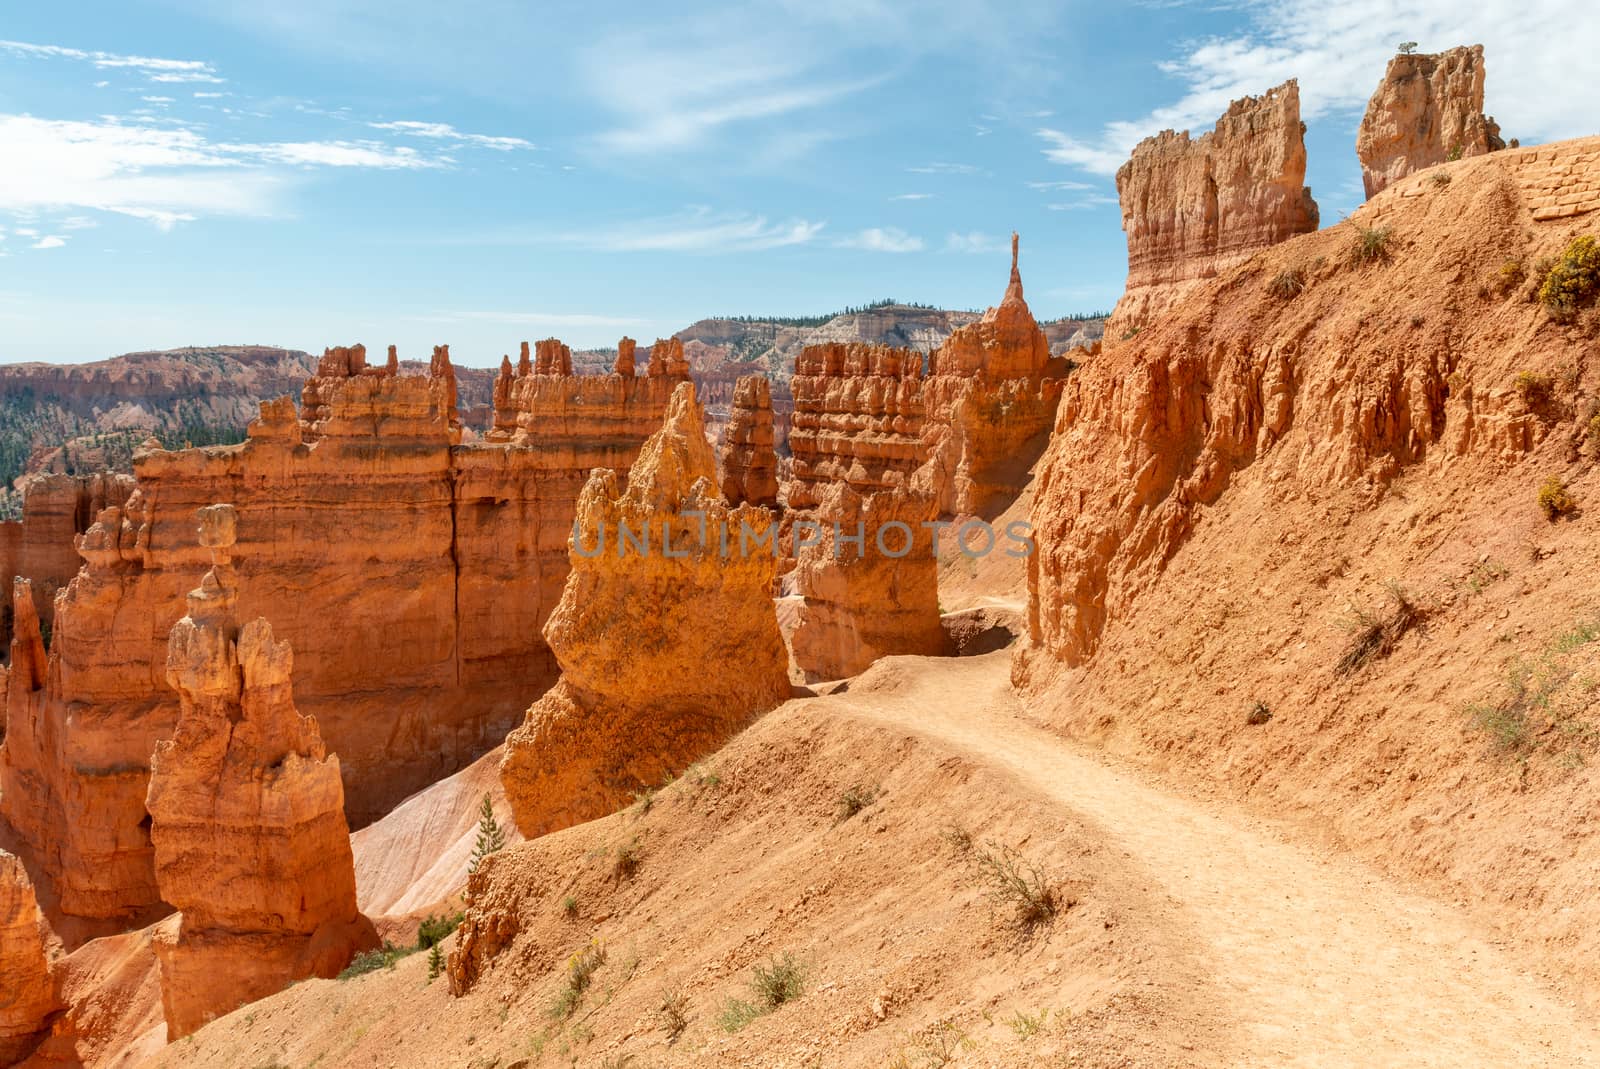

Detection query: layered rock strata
(146, 504), (372, 1039)
(1109, 80), (1319, 336)
(0, 473), (134, 648)
(1357, 45), (1504, 199)
(0, 343), (688, 922)
(0, 849), (55, 1063)
(786, 343), (927, 511)
(791, 481), (943, 680)
(720, 375), (780, 508)
(918, 235), (1067, 517)
(499, 383), (788, 836)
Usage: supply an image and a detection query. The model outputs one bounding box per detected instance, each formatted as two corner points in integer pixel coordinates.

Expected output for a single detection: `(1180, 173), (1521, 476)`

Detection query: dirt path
(836, 651), (1600, 1068)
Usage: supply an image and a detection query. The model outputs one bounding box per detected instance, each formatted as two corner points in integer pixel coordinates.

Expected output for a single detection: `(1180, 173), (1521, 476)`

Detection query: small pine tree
(427, 942), (444, 981)
(469, 793), (507, 874)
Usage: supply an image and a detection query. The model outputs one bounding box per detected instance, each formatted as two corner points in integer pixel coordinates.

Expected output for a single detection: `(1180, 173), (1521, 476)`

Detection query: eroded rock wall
(0, 344), (687, 922)
(1357, 45), (1504, 199)
(0, 849), (55, 1064)
(499, 383), (788, 838)
(1109, 80), (1319, 336)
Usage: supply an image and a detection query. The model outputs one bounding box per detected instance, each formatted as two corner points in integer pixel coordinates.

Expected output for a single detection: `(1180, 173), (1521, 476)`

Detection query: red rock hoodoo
(1356, 44), (1504, 199)
(917, 234), (1067, 517)
(720, 374), (780, 508)
(0, 472), (134, 648)
(791, 481), (944, 680)
(498, 382), (789, 838)
(145, 504), (373, 1039)
(0, 849), (56, 1063)
(1109, 79), (1319, 337)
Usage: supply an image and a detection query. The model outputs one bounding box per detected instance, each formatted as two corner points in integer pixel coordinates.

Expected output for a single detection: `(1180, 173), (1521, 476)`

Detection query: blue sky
(1, 0), (1596, 366)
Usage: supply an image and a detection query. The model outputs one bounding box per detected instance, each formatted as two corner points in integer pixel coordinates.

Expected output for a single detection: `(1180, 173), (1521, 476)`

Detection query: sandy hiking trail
(832, 650), (1600, 1068)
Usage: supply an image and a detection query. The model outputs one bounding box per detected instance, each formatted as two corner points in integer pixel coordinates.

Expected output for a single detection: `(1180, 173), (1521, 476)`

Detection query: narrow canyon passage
(836, 650), (1600, 1069)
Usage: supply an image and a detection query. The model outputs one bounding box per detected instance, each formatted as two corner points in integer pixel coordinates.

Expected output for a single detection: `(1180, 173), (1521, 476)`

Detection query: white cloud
(368, 120), (533, 151)
(945, 231), (1007, 254)
(0, 39), (223, 83)
(60, 216), (98, 229)
(193, 91), (226, 99)
(1026, 179), (1094, 192)
(31, 235), (66, 249)
(0, 114), (468, 228)
(837, 227), (924, 252)
(141, 95), (175, 104)
(890, 193), (934, 201)
(1038, 0), (1600, 177)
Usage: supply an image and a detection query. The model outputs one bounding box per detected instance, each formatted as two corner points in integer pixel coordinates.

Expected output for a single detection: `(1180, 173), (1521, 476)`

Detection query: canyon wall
(918, 235), (1067, 517)
(498, 383), (788, 838)
(0, 343), (687, 923)
(1357, 45), (1504, 199)
(791, 482), (943, 681)
(146, 504), (373, 1039)
(1109, 79), (1319, 337)
(786, 343), (927, 512)
(719, 375), (779, 508)
(0, 849), (55, 1064)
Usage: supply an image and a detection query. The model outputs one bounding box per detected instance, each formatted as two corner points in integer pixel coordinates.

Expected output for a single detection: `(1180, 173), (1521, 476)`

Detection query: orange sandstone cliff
(0, 473), (134, 648)
(496, 382), (789, 841)
(1017, 134), (1600, 987)
(1356, 44), (1504, 199)
(145, 504), (373, 1039)
(1109, 80), (1319, 337)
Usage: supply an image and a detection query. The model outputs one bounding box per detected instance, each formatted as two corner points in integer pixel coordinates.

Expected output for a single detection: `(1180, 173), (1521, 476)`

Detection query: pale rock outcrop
(918, 235), (1067, 517)
(792, 481), (943, 680)
(146, 504), (373, 1039)
(786, 343), (927, 511)
(0, 850), (55, 1063)
(1109, 80), (1319, 337)
(499, 383), (788, 837)
(1357, 45), (1504, 199)
(720, 375), (780, 508)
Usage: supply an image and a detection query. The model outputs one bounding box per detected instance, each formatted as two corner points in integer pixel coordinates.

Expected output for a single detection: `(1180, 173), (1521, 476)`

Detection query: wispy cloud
(837, 227), (924, 252)
(368, 120), (533, 151)
(907, 162), (983, 175)
(1047, 194), (1119, 210)
(0, 39), (224, 83)
(31, 235), (66, 249)
(539, 208), (825, 253)
(890, 192), (934, 201)
(945, 231), (1007, 254)
(1037, 0), (1600, 177)
(1026, 179), (1094, 192)
(217, 139), (444, 169)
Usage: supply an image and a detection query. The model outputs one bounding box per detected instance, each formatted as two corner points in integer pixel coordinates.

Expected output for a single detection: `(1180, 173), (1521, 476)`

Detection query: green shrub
(717, 953), (806, 1032)
(1348, 225), (1393, 266)
(1513, 371), (1555, 410)
(1538, 235), (1600, 320)
(1497, 259), (1526, 294)
(970, 842), (1058, 929)
(338, 941), (411, 980)
(426, 943), (444, 982)
(468, 793), (507, 874)
(550, 940), (606, 1019)
(834, 784), (879, 824)
(1538, 476), (1577, 521)
(416, 911), (462, 950)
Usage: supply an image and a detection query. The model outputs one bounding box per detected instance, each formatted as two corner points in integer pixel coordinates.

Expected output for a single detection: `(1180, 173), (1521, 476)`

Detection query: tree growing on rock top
(469, 793), (507, 874)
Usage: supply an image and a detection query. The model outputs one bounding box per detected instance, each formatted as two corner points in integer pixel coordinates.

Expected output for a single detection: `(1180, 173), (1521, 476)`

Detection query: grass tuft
(834, 784), (880, 824)
(1336, 582), (1423, 676)
(1348, 224), (1393, 266)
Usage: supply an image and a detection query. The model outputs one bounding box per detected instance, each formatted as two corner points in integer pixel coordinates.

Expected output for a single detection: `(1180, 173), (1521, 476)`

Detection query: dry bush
(656, 988), (689, 1041)
(1268, 266), (1307, 299)
(1513, 371), (1556, 412)
(550, 940), (607, 1019)
(1496, 259), (1526, 295)
(613, 836), (642, 879)
(1538, 476), (1577, 521)
(970, 841), (1058, 929)
(717, 953), (805, 1032)
(834, 783), (879, 824)
(1246, 700), (1273, 725)
(1336, 582), (1424, 676)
